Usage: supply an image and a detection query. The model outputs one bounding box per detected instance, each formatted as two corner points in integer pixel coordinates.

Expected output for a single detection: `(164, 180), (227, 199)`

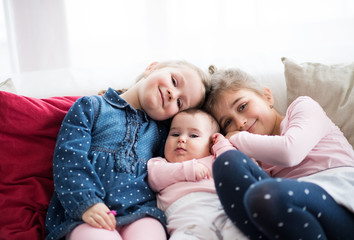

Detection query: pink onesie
(147, 138), (235, 211)
(147, 138), (248, 240)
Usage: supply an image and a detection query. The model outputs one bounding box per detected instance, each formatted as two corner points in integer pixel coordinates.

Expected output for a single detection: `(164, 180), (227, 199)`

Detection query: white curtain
(2, 0), (70, 73)
(1, 0), (354, 75)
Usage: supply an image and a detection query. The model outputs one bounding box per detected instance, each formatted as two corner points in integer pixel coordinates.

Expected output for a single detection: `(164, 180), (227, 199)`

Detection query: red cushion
(0, 91), (79, 240)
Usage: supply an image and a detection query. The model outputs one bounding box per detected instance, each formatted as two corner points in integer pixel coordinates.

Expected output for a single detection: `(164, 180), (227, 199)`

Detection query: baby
(147, 109), (248, 240)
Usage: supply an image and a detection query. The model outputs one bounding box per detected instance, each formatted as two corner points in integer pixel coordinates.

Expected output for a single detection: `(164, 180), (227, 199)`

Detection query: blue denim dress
(45, 88), (168, 240)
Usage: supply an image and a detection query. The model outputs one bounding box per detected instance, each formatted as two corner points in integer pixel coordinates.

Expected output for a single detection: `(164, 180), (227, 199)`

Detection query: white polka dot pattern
(45, 89), (168, 240)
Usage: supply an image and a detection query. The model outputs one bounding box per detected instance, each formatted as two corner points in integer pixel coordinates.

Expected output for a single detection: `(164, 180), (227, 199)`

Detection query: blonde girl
(204, 66), (354, 240)
(45, 60), (210, 240)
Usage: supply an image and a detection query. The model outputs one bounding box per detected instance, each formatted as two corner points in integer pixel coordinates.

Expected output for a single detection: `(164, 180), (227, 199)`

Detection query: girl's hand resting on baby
(195, 162), (211, 180)
(82, 202), (117, 231)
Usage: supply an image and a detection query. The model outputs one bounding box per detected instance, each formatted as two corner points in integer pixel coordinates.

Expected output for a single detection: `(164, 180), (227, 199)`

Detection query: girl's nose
(237, 118), (247, 130)
(167, 89), (175, 101)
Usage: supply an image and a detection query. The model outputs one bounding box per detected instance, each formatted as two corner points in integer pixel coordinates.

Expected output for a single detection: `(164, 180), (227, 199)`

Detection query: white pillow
(0, 78), (17, 94)
(282, 57), (354, 148)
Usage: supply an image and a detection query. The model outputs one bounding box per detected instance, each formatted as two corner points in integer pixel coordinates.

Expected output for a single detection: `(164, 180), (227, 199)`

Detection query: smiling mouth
(159, 89), (164, 107)
(247, 120), (257, 132)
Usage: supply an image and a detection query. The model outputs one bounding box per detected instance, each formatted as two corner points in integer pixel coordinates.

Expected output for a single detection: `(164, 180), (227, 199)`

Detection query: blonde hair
(101, 61), (211, 107)
(135, 60), (211, 108)
(203, 65), (263, 114)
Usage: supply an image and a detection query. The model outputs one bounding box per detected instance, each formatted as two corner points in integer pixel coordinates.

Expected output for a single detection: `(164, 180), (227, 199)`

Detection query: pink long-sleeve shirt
(229, 96), (354, 179)
(147, 138), (235, 211)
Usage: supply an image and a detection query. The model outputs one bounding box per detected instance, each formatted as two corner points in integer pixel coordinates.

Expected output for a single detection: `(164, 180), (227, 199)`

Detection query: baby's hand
(82, 203), (117, 231)
(212, 133), (226, 144)
(210, 133), (226, 154)
(195, 162), (211, 180)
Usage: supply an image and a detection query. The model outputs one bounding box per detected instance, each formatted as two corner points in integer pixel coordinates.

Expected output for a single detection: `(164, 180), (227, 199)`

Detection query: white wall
(64, 0), (354, 70)
(1, 0), (354, 76)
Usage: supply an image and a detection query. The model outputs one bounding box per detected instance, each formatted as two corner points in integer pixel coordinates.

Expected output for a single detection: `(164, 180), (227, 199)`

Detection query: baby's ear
(262, 87), (274, 106)
(144, 62), (159, 76)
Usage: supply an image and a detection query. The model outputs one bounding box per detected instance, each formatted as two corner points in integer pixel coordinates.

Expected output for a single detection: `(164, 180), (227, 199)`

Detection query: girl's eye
(223, 119), (231, 131)
(171, 133), (179, 137)
(171, 76), (177, 87)
(190, 134), (198, 138)
(238, 103), (247, 112)
(177, 99), (182, 109)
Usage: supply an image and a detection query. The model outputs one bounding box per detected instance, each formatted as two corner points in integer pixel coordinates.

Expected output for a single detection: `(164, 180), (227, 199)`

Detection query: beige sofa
(0, 57), (353, 240)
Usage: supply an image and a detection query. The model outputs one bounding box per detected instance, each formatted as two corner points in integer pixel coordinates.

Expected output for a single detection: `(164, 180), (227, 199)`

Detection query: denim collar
(103, 87), (149, 122)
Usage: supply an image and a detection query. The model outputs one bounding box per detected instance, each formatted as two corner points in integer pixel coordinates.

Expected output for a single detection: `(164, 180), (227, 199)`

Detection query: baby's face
(164, 112), (213, 163)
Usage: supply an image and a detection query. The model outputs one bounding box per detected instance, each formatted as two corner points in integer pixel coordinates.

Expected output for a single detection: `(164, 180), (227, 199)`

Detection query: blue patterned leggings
(213, 150), (354, 240)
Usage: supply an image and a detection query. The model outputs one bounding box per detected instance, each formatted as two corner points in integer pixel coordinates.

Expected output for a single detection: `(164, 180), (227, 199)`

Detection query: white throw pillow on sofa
(0, 78), (17, 94)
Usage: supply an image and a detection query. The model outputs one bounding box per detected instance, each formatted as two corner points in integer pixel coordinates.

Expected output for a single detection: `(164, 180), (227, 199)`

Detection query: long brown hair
(203, 65), (263, 114)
